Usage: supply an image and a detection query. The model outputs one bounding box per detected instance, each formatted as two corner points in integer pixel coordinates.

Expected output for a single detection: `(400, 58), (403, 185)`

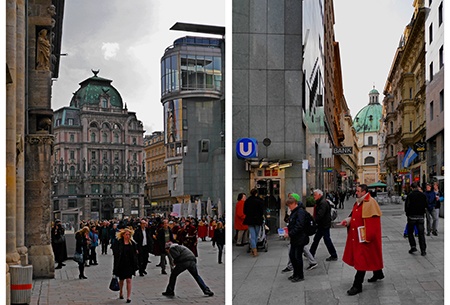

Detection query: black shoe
(290, 276), (304, 282)
(92, 262), (98, 265)
(79, 275), (87, 279)
(306, 263), (318, 271)
(119, 295), (124, 299)
(143, 271), (147, 275)
(281, 267), (293, 273)
(325, 256), (338, 261)
(368, 274), (384, 282)
(288, 275), (295, 280)
(403, 234), (408, 238)
(421, 251), (427, 256)
(161, 270), (167, 275)
(61, 263), (66, 266)
(55, 265), (62, 269)
(432, 231), (438, 236)
(162, 291), (174, 297)
(347, 286), (362, 296)
(426, 232), (431, 236)
(139, 273), (144, 276)
(204, 289), (214, 296)
(126, 299), (131, 303)
(408, 247), (418, 254)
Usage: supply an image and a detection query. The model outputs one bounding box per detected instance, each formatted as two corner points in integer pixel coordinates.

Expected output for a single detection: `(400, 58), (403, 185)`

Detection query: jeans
(432, 208), (439, 232)
(217, 244), (224, 263)
(289, 242), (306, 279)
(425, 209), (433, 233)
(248, 225), (260, 249)
(165, 260), (209, 293)
(309, 227), (337, 258)
(407, 217), (426, 252)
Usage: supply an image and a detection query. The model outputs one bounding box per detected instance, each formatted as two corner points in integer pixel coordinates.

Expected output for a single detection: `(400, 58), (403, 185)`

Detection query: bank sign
(236, 138), (258, 159)
(332, 146), (353, 155)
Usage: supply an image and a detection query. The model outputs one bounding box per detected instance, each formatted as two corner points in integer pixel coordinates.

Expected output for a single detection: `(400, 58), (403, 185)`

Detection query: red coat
(343, 195), (383, 271)
(198, 223), (208, 239)
(234, 199), (248, 231)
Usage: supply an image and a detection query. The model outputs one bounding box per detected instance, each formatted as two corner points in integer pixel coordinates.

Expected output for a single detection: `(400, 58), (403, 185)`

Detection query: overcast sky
(52, 0), (225, 135)
(333, 0), (414, 117)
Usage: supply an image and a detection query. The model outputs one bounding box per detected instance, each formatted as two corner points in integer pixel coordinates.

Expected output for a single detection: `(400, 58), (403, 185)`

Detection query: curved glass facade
(161, 36), (223, 96)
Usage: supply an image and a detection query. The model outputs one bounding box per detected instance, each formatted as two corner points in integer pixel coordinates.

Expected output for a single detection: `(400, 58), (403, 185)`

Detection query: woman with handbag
(112, 227), (139, 303)
(75, 226), (90, 279)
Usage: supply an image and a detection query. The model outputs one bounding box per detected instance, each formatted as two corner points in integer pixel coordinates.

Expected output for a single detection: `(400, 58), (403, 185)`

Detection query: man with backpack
(308, 189), (338, 262)
(285, 197), (309, 282)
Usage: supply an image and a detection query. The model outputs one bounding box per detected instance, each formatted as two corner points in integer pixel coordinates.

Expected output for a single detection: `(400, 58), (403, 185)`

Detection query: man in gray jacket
(162, 242), (214, 297)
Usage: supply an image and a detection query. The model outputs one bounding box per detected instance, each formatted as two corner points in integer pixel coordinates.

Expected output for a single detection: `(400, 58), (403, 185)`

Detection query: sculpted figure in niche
(36, 29), (51, 71)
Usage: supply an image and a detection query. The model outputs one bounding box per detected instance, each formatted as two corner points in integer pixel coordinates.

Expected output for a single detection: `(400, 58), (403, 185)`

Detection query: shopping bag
(73, 251), (83, 263)
(109, 275), (120, 291)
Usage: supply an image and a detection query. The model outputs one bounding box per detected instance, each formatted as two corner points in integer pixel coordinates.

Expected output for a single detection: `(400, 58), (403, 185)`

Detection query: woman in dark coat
(212, 221), (225, 264)
(112, 227), (139, 303)
(51, 219), (67, 269)
(75, 226), (90, 279)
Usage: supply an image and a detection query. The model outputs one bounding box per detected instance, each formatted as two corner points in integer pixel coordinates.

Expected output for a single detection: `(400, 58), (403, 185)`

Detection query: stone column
(6, 0), (21, 267)
(16, 0), (28, 265)
(25, 135), (55, 278)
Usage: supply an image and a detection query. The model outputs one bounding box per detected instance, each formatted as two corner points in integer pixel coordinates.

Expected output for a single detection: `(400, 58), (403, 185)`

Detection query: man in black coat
(308, 189), (338, 261)
(405, 182), (428, 255)
(51, 219), (67, 269)
(243, 188), (265, 257)
(286, 198), (309, 282)
(134, 219), (154, 276)
(156, 219), (174, 274)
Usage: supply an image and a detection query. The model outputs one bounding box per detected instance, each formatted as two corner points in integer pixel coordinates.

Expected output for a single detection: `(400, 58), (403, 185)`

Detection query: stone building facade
(6, 0), (65, 302)
(51, 71), (146, 224)
(143, 131), (175, 216)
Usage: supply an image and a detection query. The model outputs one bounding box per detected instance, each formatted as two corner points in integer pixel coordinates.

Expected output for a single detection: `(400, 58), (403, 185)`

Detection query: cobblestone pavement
(232, 198), (445, 305)
(31, 239), (225, 305)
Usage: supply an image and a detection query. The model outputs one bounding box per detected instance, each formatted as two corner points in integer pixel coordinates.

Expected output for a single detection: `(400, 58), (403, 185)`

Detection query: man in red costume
(340, 184), (384, 296)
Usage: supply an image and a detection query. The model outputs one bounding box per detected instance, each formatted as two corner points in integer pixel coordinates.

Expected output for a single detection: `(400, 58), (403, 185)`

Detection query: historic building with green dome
(353, 87), (383, 185)
(51, 71), (146, 224)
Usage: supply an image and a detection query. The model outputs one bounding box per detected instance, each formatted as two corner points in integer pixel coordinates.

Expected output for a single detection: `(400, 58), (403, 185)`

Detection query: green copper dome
(353, 87), (382, 133)
(70, 70), (123, 108)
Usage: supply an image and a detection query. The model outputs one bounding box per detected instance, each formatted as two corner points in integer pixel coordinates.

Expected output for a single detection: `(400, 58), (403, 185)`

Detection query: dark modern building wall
(232, 0), (305, 227)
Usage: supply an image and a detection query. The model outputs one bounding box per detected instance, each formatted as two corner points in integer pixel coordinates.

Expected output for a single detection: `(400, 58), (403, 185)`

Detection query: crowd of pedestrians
(51, 214), (224, 302)
(234, 181), (443, 297)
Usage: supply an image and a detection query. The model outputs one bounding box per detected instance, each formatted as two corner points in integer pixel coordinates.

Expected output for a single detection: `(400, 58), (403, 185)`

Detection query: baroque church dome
(353, 87), (382, 133)
(69, 70), (123, 108)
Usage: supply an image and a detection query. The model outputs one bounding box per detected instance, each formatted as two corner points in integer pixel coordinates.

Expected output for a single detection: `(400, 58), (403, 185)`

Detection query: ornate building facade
(143, 131), (175, 216)
(51, 71), (146, 223)
(354, 88), (383, 185)
(382, 1), (427, 193)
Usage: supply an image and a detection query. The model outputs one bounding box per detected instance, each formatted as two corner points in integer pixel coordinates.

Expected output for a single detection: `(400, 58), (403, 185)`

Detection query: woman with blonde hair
(75, 226), (90, 279)
(112, 227), (139, 303)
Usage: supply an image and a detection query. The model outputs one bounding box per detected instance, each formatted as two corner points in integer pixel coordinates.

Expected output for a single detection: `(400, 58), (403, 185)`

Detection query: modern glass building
(161, 35), (225, 214)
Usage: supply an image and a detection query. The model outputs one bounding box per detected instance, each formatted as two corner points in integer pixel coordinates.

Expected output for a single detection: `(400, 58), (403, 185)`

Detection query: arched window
(364, 156), (375, 164)
(103, 132), (108, 143)
(91, 132), (96, 143)
(368, 136), (373, 145)
(390, 122), (394, 134)
(69, 166), (75, 177)
(114, 133), (119, 143)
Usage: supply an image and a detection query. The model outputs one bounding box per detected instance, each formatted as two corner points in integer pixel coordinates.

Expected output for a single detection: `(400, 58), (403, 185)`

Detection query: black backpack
(304, 211), (317, 236)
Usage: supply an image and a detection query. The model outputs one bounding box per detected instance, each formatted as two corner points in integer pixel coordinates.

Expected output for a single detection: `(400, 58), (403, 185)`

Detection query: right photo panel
(231, 0), (445, 304)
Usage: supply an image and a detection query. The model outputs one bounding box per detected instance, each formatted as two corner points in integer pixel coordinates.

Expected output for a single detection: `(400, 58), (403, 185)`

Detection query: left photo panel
(4, 1), (226, 304)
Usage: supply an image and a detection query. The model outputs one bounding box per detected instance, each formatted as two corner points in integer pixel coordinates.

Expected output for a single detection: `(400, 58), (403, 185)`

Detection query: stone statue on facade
(36, 29), (51, 71)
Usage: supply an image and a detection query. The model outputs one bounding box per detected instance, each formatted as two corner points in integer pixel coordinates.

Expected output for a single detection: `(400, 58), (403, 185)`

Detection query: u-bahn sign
(332, 146), (353, 155)
(236, 138), (258, 159)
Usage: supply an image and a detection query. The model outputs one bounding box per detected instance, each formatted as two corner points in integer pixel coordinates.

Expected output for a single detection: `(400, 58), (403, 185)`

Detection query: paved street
(31, 239), (225, 305)
(232, 197), (444, 305)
